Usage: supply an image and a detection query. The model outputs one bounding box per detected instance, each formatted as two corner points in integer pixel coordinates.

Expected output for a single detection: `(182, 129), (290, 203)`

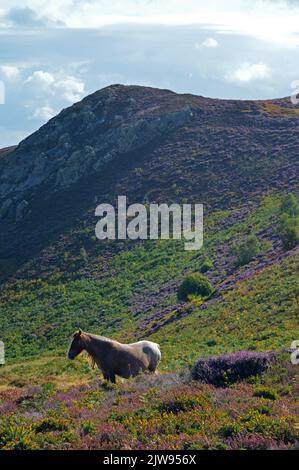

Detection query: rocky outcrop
(0, 85), (196, 220)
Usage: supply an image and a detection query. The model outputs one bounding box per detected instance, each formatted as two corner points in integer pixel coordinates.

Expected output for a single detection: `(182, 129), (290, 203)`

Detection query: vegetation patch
(177, 273), (214, 301)
(233, 234), (268, 267)
(192, 351), (275, 387)
(278, 194), (299, 251)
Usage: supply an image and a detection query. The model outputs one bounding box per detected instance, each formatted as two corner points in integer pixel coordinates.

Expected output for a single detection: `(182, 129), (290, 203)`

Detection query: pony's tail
(148, 343), (161, 372)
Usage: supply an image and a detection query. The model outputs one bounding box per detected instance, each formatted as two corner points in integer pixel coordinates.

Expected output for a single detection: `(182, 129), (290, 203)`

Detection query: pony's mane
(85, 350), (96, 369)
(81, 332), (116, 370)
(85, 332), (115, 343)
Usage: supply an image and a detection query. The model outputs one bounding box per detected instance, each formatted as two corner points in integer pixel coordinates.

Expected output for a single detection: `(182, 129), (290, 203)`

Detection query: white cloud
(23, 69), (85, 123)
(225, 62), (271, 83)
(3, 6), (64, 28)
(199, 37), (219, 48)
(26, 70), (55, 88)
(53, 76), (85, 103)
(25, 70), (85, 103)
(32, 105), (55, 120)
(1, 1), (299, 47)
(0, 65), (21, 81)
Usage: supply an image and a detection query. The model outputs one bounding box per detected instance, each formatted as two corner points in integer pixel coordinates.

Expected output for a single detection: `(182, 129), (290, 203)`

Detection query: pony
(68, 329), (161, 383)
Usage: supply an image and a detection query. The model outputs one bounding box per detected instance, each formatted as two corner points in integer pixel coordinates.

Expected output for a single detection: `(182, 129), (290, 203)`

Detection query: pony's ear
(73, 329), (82, 338)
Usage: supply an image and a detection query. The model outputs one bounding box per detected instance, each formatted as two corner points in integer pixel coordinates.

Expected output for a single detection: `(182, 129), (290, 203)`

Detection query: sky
(0, 0), (299, 146)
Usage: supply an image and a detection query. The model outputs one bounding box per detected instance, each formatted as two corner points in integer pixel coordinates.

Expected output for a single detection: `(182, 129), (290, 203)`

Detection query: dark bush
(228, 435), (281, 450)
(158, 396), (203, 415)
(278, 194), (299, 250)
(192, 350), (275, 387)
(280, 193), (299, 217)
(233, 235), (261, 267)
(199, 257), (214, 273)
(253, 387), (278, 400)
(279, 213), (299, 251)
(34, 417), (70, 433)
(177, 273), (213, 301)
(80, 247), (88, 264)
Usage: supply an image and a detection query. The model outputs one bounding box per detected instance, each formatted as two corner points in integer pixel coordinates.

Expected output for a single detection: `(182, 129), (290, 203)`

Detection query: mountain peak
(0, 85), (298, 230)
(0, 85), (196, 214)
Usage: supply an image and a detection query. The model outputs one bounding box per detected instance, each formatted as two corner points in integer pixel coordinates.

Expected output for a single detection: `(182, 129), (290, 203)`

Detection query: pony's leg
(109, 373), (116, 384)
(148, 363), (158, 374)
(102, 371), (110, 381)
(103, 370), (116, 383)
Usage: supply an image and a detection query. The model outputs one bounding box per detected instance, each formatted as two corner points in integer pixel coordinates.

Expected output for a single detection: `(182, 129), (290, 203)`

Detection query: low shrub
(219, 422), (242, 438)
(206, 339), (217, 347)
(233, 235), (261, 267)
(192, 351), (275, 387)
(280, 193), (299, 217)
(157, 394), (208, 415)
(0, 419), (36, 450)
(80, 247), (88, 264)
(229, 434), (280, 450)
(199, 257), (213, 273)
(253, 387), (278, 401)
(278, 193), (299, 250)
(240, 410), (297, 442)
(278, 213), (299, 251)
(80, 421), (97, 436)
(177, 273), (213, 301)
(34, 417), (70, 433)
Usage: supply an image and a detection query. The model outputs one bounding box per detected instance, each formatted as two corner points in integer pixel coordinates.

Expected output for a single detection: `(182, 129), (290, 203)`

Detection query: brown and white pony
(68, 329), (161, 383)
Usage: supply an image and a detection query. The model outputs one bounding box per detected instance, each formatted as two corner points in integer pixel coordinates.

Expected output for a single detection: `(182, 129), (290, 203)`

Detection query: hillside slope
(0, 85), (298, 450)
(0, 85), (298, 281)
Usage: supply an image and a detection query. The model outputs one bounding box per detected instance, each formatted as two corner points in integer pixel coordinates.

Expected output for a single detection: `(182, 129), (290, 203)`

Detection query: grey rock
(0, 85), (194, 211)
(0, 198), (13, 218)
(15, 199), (29, 222)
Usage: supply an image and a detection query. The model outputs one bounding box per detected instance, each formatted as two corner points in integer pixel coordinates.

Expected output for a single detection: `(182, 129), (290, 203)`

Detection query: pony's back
(138, 340), (161, 372)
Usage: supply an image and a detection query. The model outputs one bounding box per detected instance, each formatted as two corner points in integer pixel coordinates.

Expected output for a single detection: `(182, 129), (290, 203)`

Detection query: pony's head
(68, 329), (85, 360)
